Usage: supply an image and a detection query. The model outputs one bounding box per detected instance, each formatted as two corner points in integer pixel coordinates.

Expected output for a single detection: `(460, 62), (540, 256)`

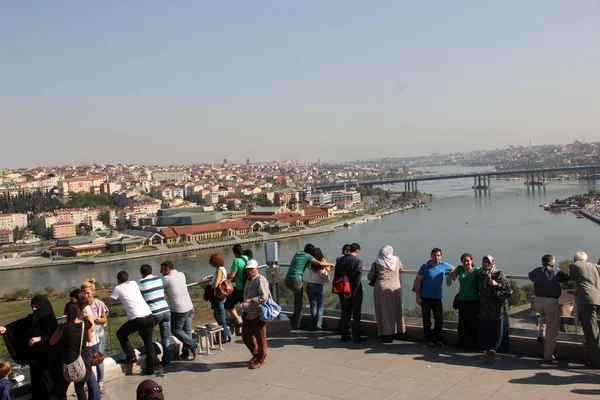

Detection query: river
(1, 165), (598, 311)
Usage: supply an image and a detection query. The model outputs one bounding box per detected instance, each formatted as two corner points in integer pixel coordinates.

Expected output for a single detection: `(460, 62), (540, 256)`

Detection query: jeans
(116, 315), (156, 371)
(479, 316), (510, 352)
(285, 277), (304, 328)
(212, 297), (232, 341)
(96, 334), (105, 385)
(154, 311), (172, 366)
(340, 284), (363, 341)
(421, 297), (443, 343)
(306, 283), (325, 329)
(171, 309), (197, 356)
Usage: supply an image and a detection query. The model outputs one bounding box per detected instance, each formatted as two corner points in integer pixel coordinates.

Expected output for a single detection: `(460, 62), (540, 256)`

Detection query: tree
(12, 226), (22, 241)
(99, 210), (112, 227)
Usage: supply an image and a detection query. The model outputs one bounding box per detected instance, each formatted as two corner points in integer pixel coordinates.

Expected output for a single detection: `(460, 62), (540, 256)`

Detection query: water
(2, 165), (598, 310)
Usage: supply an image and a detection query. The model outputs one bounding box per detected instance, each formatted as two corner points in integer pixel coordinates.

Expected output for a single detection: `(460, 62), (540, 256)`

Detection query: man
(528, 254), (569, 362)
(160, 261), (198, 361)
(285, 243), (334, 329)
(225, 244), (249, 326)
(241, 259), (270, 369)
(136, 379), (164, 400)
(414, 248), (456, 347)
(335, 242), (367, 343)
(139, 264), (172, 367)
(336, 244), (351, 262)
(569, 251), (600, 369)
(106, 270), (156, 375)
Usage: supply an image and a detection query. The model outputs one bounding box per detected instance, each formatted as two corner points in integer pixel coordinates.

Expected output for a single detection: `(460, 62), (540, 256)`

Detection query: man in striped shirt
(139, 264), (171, 367)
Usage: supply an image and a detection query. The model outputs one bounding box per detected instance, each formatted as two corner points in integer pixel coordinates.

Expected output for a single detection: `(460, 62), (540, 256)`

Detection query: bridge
(315, 165), (600, 192)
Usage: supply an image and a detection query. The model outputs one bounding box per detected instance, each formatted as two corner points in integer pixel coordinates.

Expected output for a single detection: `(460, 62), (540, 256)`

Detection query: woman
(70, 289), (100, 400)
(0, 295), (63, 400)
(452, 253), (480, 349)
(241, 259), (270, 369)
(203, 254), (232, 343)
(50, 302), (92, 400)
(81, 279), (109, 393)
(367, 245), (405, 343)
(477, 255), (511, 355)
(305, 248), (332, 330)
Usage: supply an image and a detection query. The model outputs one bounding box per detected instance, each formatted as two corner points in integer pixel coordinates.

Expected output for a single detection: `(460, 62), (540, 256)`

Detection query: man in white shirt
(160, 261), (198, 361)
(106, 270), (157, 375)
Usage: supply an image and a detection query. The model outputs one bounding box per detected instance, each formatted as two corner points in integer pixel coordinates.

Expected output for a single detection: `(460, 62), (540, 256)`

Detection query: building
(106, 237), (145, 253)
(165, 219), (249, 242)
(155, 207), (223, 226)
(52, 223), (76, 239)
(204, 192), (220, 205)
(310, 192), (332, 206)
(330, 190), (361, 204)
(59, 176), (104, 194)
(0, 214), (28, 230)
(151, 170), (186, 182)
(0, 229), (14, 245)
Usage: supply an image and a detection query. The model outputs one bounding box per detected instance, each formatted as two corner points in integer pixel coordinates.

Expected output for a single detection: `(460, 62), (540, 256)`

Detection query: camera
(11, 374), (25, 387)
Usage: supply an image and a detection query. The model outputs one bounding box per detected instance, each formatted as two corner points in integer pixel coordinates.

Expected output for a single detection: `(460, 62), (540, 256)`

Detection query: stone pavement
(102, 331), (600, 400)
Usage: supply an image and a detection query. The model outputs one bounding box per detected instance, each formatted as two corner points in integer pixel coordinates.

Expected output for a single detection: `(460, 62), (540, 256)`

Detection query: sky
(1, 1), (599, 168)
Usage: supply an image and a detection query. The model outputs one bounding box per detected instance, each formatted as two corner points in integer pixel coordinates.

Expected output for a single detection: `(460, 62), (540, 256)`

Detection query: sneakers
(435, 341), (447, 348)
(141, 368), (155, 375)
(485, 349), (496, 356)
(426, 342), (436, 347)
(249, 360), (265, 369)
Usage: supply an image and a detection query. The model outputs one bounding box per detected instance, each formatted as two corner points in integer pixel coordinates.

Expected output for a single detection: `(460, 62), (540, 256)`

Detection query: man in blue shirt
(415, 248), (455, 347)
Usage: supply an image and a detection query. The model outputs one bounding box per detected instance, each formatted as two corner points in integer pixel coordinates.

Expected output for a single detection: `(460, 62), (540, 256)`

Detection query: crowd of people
(1, 242), (600, 399)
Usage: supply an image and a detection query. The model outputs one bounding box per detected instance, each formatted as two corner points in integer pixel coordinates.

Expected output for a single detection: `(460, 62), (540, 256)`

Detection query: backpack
(62, 322), (86, 383)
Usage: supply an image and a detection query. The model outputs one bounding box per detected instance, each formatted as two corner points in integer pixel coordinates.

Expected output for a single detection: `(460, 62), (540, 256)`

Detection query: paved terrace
(101, 331), (599, 400)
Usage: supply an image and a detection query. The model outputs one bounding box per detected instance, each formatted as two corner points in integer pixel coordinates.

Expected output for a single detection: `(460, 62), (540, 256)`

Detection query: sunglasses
(139, 386), (162, 399)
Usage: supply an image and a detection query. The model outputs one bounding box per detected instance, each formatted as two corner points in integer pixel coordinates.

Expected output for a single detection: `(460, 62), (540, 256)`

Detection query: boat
(576, 214), (585, 219)
(343, 222), (350, 227)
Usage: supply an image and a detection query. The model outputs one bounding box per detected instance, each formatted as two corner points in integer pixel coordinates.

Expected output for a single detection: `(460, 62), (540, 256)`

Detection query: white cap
(245, 259), (259, 269)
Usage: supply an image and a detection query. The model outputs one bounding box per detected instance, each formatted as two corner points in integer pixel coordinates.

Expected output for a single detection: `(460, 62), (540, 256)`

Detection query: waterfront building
(155, 208), (223, 226)
(159, 219), (249, 242)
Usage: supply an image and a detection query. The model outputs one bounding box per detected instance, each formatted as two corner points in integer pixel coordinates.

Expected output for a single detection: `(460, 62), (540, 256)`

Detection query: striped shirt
(139, 274), (170, 315)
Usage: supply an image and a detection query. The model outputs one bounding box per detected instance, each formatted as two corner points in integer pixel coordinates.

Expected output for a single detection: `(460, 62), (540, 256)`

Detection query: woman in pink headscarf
(367, 245), (405, 343)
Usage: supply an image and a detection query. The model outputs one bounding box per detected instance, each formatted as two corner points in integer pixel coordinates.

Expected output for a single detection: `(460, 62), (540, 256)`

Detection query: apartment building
(0, 213), (28, 230)
(52, 223), (76, 239)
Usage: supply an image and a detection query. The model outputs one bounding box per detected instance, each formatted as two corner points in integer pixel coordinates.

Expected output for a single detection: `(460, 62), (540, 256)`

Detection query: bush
(44, 286), (55, 295)
(1, 288), (33, 302)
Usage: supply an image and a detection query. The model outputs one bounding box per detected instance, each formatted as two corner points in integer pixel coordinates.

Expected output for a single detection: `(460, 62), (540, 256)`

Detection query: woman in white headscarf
(367, 245), (405, 343)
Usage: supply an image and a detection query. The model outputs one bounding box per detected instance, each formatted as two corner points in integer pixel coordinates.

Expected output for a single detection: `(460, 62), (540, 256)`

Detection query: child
(0, 361), (11, 400)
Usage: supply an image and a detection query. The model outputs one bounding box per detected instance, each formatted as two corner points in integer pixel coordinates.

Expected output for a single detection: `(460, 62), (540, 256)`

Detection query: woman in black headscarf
(0, 295), (64, 400)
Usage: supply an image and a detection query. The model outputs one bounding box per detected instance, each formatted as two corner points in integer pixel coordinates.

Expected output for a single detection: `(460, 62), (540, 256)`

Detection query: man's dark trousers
(340, 284), (363, 341)
(421, 297), (443, 343)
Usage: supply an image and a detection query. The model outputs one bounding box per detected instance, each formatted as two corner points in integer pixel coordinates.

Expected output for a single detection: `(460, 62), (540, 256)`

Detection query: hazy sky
(1, 1), (599, 168)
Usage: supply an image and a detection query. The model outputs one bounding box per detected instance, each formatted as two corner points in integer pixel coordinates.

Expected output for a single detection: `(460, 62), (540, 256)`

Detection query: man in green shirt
(285, 243), (334, 329)
(225, 244), (249, 325)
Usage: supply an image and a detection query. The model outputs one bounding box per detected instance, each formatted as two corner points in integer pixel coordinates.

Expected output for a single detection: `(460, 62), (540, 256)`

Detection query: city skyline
(1, 1), (599, 168)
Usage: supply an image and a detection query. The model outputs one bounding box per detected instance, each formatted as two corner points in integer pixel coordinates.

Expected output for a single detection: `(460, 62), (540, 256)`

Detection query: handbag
(62, 322), (86, 383)
(319, 267), (331, 285)
(452, 293), (460, 310)
(331, 276), (350, 294)
(259, 297), (281, 322)
(368, 263), (378, 287)
(89, 343), (105, 367)
(215, 279), (234, 299)
(411, 276), (419, 292)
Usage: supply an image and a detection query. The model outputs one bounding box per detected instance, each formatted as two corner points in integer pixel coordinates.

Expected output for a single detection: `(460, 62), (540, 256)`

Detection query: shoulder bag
(332, 276), (350, 294)
(319, 267), (331, 285)
(62, 322), (87, 383)
(259, 295), (281, 322)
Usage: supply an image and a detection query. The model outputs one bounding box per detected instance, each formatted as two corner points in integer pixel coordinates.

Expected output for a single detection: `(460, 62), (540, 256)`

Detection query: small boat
(343, 222), (350, 227)
(576, 214), (585, 219)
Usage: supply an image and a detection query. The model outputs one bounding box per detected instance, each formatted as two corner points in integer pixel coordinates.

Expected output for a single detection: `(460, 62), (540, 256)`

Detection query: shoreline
(0, 212), (394, 271)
